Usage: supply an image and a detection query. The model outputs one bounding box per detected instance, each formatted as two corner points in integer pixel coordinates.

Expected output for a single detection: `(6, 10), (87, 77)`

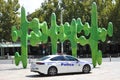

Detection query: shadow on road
(26, 72), (92, 78)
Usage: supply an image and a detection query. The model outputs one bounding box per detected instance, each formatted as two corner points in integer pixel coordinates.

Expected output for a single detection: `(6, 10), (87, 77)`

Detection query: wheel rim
(48, 67), (57, 76)
(83, 65), (90, 73)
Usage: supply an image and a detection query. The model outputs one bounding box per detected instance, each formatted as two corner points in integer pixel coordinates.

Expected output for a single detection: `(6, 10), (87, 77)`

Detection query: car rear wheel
(48, 67), (57, 76)
(82, 64), (91, 73)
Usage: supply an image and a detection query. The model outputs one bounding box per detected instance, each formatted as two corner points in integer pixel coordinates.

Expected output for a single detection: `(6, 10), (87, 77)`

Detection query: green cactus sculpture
(64, 19), (78, 57)
(90, 2), (113, 67)
(48, 13), (59, 54)
(11, 7), (48, 68)
(77, 2), (113, 67)
(11, 7), (29, 68)
(11, 2), (113, 68)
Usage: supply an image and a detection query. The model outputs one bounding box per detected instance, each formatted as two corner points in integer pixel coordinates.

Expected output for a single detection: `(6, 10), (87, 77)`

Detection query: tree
(0, 0), (20, 41)
(108, 0), (120, 41)
(29, 0), (119, 42)
(28, 0), (61, 27)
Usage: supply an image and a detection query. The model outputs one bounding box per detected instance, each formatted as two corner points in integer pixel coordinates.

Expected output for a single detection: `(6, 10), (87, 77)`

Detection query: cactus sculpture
(11, 7), (48, 68)
(11, 7), (29, 68)
(89, 3), (113, 67)
(48, 13), (59, 54)
(64, 20), (78, 57)
(77, 2), (113, 67)
(11, 2), (113, 68)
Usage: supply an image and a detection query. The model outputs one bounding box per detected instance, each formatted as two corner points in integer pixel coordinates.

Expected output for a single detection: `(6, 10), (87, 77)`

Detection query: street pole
(60, 8), (64, 54)
(59, 0), (64, 54)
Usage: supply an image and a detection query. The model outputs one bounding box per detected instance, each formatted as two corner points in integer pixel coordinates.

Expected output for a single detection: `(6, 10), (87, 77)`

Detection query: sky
(19, 0), (44, 14)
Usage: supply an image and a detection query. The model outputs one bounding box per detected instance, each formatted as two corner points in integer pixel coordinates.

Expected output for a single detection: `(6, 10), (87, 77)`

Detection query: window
(65, 56), (78, 61)
(51, 56), (65, 61)
(37, 56), (50, 61)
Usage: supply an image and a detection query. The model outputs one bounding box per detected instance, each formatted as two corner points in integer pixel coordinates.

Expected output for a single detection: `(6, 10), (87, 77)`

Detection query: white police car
(30, 55), (93, 76)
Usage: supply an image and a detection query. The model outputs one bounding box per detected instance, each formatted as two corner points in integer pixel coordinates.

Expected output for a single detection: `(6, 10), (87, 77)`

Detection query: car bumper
(30, 65), (49, 74)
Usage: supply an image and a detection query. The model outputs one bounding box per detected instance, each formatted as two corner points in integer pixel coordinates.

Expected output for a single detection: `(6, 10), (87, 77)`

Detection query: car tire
(48, 66), (57, 76)
(82, 64), (91, 73)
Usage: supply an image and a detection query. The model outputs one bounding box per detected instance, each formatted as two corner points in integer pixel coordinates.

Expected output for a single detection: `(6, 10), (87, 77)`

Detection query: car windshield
(37, 56), (50, 61)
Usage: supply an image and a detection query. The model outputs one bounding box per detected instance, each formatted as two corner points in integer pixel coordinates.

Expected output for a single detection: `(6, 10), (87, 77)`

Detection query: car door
(50, 56), (70, 73)
(65, 55), (80, 72)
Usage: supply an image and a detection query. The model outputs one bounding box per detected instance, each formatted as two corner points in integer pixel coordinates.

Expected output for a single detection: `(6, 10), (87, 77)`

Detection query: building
(0, 41), (120, 58)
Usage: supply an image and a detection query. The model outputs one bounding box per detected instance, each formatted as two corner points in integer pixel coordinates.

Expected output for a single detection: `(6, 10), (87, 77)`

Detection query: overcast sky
(19, 0), (44, 14)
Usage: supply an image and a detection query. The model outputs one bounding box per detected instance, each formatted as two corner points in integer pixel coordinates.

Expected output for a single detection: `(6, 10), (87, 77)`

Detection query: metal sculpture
(11, 2), (113, 68)
(11, 7), (48, 68)
(77, 2), (113, 67)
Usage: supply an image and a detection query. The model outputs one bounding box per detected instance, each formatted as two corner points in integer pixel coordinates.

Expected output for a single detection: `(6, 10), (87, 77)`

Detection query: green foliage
(0, 0), (20, 41)
(29, 0), (120, 42)
(108, 0), (120, 41)
(0, 0), (119, 42)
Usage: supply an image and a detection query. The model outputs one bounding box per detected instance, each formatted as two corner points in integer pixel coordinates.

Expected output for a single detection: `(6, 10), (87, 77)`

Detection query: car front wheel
(48, 67), (57, 76)
(82, 64), (91, 73)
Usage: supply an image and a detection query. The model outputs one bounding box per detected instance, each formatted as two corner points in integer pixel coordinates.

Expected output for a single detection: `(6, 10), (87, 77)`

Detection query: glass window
(37, 56), (50, 61)
(65, 56), (78, 61)
(50, 56), (65, 61)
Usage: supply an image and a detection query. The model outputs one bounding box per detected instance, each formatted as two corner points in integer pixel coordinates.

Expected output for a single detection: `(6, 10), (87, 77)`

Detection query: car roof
(47, 54), (72, 58)
(47, 55), (59, 58)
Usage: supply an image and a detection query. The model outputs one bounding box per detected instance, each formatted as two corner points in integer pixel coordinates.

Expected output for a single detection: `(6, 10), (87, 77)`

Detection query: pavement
(0, 57), (120, 80)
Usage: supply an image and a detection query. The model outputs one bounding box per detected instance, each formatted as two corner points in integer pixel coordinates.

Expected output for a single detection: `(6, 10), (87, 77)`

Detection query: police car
(30, 55), (93, 76)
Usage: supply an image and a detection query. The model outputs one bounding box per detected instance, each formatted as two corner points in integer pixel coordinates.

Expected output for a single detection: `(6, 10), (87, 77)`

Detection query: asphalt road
(0, 57), (120, 80)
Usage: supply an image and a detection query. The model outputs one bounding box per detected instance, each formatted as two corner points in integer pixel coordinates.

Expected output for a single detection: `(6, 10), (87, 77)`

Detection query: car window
(37, 56), (50, 61)
(65, 56), (78, 61)
(50, 56), (65, 61)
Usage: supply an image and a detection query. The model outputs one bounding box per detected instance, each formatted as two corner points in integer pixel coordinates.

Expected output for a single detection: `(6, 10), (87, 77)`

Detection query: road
(0, 57), (120, 80)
